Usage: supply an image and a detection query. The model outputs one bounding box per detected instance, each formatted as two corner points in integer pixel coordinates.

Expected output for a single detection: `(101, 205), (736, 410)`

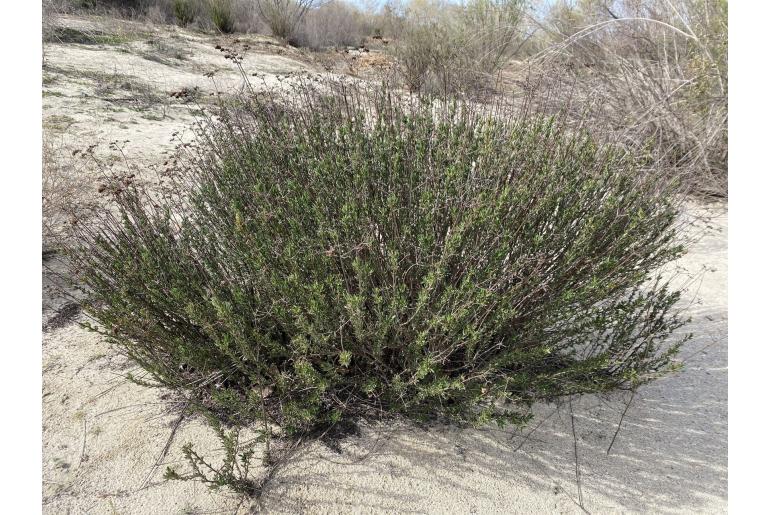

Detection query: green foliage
(208, 0), (234, 33)
(173, 0), (196, 27)
(66, 80), (688, 440)
(164, 417), (261, 494)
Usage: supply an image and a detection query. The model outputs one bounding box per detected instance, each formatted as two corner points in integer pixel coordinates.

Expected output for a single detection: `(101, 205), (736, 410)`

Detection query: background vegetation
(42, 0), (727, 196)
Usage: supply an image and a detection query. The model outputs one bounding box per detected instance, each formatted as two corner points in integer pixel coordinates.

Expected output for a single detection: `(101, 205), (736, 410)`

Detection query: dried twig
(607, 388), (637, 455)
(569, 397), (586, 512)
(77, 417), (88, 469)
(139, 401), (190, 490)
(511, 407), (557, 451)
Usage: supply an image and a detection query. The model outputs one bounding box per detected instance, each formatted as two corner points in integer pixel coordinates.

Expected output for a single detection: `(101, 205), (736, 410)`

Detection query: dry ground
(42, 14), (727, 514)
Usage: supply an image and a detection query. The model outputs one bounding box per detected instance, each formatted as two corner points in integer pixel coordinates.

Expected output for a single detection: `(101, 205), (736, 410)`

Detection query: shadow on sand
(259, 300), (726, 514)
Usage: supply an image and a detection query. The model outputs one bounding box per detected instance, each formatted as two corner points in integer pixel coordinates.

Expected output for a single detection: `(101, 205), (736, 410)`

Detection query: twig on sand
(139, 401), (190, 490)
(523, 400), (590, 515)
(569, 397), (588, 513)
(93, 401), (170, 419)
(510, 406), (558, 451)
(77, 417), (88, 469)
(607, 388), (637, 455)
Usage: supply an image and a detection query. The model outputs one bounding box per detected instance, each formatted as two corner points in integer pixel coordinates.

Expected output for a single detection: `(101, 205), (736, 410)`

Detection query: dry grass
(255, 0), (317, 40)
(42, 136), (100, 252)
(524, 0), (727, 198)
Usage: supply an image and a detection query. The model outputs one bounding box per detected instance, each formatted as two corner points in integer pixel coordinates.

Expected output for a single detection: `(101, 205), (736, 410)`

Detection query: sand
(42, 15), (727, 514)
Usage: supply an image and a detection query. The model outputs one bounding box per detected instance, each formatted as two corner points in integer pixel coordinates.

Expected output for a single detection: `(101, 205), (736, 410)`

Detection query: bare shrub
(293, 1), (369, 49)
(396, 16), (464, 93)
(378, 0), (407, 39)
(142, 2), (170, 24)
(42, 1), (61, 42)
(227, 3), (257, 32)
(256, 0), (318, 41)
(462, 0), (526, 75)
(42, 137), (98, 252)
(531, 0), (727, 197)
(393, 0), (525, 94)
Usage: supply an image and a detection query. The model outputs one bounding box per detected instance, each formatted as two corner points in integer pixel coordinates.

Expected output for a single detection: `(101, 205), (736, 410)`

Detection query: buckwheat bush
(65, 79), (688, 446)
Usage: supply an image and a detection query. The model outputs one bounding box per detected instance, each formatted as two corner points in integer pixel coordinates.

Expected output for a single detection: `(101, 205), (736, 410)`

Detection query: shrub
(43, 0), (60, 43)
(164, 415), (259, 494)
(256, 0), (317, 41)
(533, 0), (728, 197)
(293, 1), (368, 49)
(70, 0), (142, 12)
(65, 79), (688, 448)
(42, 136), (98, 253)
(209, 0), (234, 33)
(394, 0), (525, 94)
(395, 16), (462, 93)
(462, 0), (525, 75)
(173, 0), (196, 27)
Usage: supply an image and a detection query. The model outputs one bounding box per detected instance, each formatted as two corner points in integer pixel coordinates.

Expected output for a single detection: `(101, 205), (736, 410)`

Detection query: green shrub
(66, 80), (688, 441)
(173, 0), (196, 27)
(209, 0), (234, 33)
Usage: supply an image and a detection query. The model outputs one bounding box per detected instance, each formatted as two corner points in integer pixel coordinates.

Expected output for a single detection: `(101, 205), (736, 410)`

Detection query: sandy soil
(42, 15), (727, 514)
(43, 15), (314, 166)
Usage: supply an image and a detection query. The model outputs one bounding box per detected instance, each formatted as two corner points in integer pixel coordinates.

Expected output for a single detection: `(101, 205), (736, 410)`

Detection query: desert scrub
(393, 0), (525, 94)
(208, 0), (234, 33)
(173, 0), (196, 27)
(534, 0), (728, 198)
(64, 79), (689, 477)
(43, 136), (99, 252)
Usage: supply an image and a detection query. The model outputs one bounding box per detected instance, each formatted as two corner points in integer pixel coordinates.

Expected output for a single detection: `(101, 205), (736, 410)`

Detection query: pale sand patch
(42, 207), (726, 514)
(43, 14), (315, 168)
